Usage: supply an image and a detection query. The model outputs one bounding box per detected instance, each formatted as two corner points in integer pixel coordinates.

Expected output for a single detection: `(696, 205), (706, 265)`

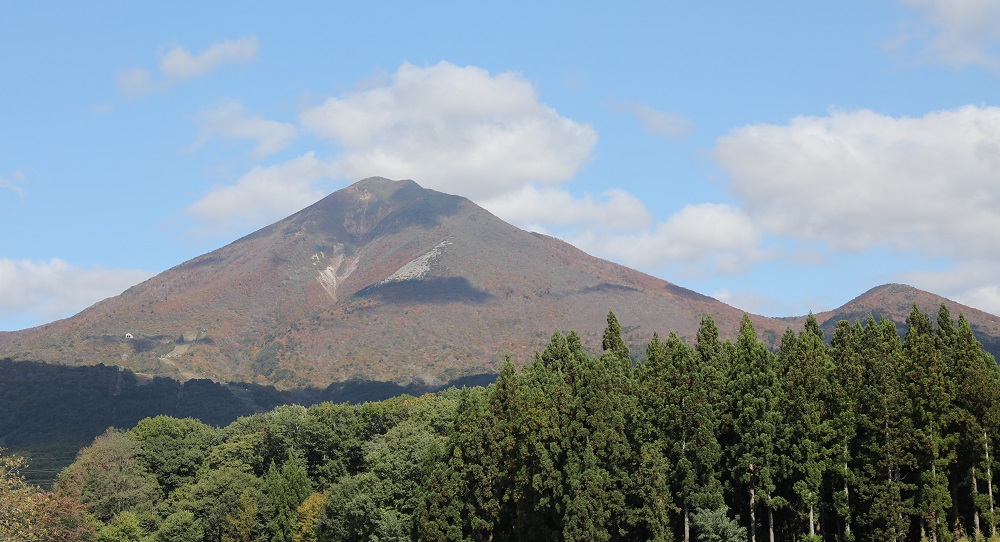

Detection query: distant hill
(0, 357), (497, 447)
(0, 357), (493, 487)
(1, 178), (997, 387)
(809, 283), (1000, 357)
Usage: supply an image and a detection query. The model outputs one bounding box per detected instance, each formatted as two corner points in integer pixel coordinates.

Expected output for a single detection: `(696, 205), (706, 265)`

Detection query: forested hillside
(3, 305), (999, 541)
(0, 359), (494, 488)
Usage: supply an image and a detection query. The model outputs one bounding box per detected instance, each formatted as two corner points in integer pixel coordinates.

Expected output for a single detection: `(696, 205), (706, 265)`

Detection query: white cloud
(187, 61), (601, 236)
(570, 203), (764, 276)
(186, 152), (336, 234)
(193, 100), (296, 159)
(300, 61), (597, 200)
(959, 285), (1000, 317)
(180, 60), (755, 282)
(160, 37), (259, 80)
(0, 171), (26, 199)
(0, 259), (152, 325)
(899, 261), (1000, 316)
(712, 288), (783, 315)
(116, 68), (157, 97)
(622, 102), (694, 140)
(117, 36), (259, 96)
(712, 105), (1000, 259)
(897, 0), (1000, 71)
(480, 185), (652, 231)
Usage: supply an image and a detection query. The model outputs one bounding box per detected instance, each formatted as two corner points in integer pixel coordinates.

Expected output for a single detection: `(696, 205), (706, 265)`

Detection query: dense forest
(3, 305), (1000, 542)
(0, 359), (495, 487)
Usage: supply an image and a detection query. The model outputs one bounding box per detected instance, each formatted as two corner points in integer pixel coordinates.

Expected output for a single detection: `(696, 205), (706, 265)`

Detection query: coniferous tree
(780, 315), (834, 541)
(602, 310), (630, 365)
(415, 387), (504, 541)
(501, 334), (571, 539)
(487, 358), (522, 540)
(265, 456), (313, 542)
(694, 314), (727, 403)
(46, 308), (1000, 542)
(728, 315), (783, 542)
(523, 328), (642, 540)
(641, 331), (722, 541)
(904, 306), (956, 542)
(635, 333), (675, 541)
(853, 316), (911, 542)
(950, 312), (1000, 539)
(691, 506), (747, 542)
(572, 349), (636, 540)
(829, 319), (862, 541)
(695, 314), (729, 470)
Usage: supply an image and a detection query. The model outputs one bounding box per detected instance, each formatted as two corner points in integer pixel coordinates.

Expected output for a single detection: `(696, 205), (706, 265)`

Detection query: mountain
(1, 178), (998, 387)
(808, 283), (1000, 356)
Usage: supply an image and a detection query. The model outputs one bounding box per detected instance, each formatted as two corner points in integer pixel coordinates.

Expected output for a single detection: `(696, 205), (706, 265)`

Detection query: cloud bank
(0, 259), (153, 328)
(480, 186), (652, 232)
(181, 59), (1000, 316)
(186, 61), (735, 277)
(192, 100), (296, 159)
(184, 61), (770, 280)
(189, 62), (604, 232)
(570, 203), (764, 277)
(186, 152), (335, 233)
(712, 105), (1000, 314)
(301, 61), (598, 200)
(713, 106), (1000, 258)
(897, 0), (1000, 71)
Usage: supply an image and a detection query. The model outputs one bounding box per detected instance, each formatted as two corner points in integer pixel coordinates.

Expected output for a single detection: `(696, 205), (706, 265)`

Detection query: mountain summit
(2, 178), (998, 387)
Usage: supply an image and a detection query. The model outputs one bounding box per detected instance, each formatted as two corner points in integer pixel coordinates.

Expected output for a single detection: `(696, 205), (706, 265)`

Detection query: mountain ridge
(1, 178), (997, 386)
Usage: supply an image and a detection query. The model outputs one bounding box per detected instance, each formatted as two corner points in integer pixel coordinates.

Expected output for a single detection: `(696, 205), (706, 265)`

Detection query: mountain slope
(808, 283), (1000, 357)
(1, 178), (997, 386)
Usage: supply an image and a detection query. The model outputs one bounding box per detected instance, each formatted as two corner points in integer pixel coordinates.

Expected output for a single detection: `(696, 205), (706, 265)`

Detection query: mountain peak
(341, 177), (421, 204)
(0, 177), (728, 386)
(3, 183), (998, 388)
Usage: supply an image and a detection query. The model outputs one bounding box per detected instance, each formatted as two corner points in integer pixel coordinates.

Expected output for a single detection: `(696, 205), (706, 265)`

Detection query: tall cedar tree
(852, 316), (912, 542)
(516, 328), (642, 541)
(945, 311), (1000, 538)
(415, 387), (505, 541)
(728, 315), (784, 542)
(904, 306), (957, 542)
(603, 310), (631, 365)
(640, 331), (723, 542)
(780, 315), (835, 541)
(264, 456), (313, 542)
(829, 319), (862, 541)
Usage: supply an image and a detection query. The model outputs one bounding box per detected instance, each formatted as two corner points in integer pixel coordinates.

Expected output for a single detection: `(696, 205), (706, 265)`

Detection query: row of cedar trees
(420, 306), (1000, 542)
(3, 305), (999, 541)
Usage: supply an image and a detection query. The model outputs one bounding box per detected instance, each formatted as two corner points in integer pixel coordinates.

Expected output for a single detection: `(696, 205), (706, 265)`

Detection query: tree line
(2, 305), (999, 541)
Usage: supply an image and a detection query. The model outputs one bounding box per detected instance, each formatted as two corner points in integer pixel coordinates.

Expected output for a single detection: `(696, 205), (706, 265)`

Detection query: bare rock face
(2, 178), (997, 388)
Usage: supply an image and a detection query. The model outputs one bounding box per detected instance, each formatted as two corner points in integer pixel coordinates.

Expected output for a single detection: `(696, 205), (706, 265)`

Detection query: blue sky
(3, 1), (1000, 331)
